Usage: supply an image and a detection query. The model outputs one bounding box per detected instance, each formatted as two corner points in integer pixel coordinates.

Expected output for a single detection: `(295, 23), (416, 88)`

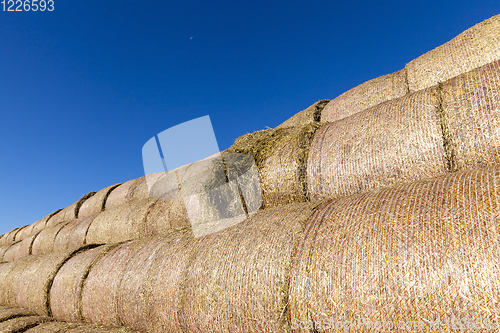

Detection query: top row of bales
(321, 14), (500, 122)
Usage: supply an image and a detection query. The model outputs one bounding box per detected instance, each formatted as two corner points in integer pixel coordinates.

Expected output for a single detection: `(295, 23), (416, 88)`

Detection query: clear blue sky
(0, 0), (499, 234)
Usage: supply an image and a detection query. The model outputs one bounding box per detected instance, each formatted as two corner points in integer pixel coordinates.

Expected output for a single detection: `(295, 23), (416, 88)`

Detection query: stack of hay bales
(322, 69), (409, 122)
(0, 13), (500, 333)
(227, 123), (321, 209)
(308, 58), (500, 202)
(321, 14), (500, 123)
(290, 166), (500, 331)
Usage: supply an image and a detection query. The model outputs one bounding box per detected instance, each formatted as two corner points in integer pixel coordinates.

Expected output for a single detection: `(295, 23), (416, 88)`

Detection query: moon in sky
(190, 37), (193, 40)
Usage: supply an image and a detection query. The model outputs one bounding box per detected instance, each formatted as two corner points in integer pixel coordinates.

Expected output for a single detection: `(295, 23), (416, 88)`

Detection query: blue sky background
(0, 0), (499, 234)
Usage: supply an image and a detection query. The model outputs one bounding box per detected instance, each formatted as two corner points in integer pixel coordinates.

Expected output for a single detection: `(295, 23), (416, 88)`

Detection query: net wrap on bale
(322, 69), (409, 122)
(290, 166), (500, 332)
(406, 14), (500, 92)
(308, 87), (448, 202)
(180, 202), (317, 333)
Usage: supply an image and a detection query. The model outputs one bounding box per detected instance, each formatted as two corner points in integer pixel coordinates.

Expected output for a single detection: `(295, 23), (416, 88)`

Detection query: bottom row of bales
(1, 166), (500, 332)
(0, 305), (139, 332)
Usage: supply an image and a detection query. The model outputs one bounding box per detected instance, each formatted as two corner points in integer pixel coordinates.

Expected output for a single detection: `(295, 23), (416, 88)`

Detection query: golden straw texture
(441, 59), (500, 170)
(180, 202), (317, 333)
(86, 198), (156, 244)
(290, 166), (500, 332)
(406, 14), (500, 92)
(78, 184), (121, 218)
(307, 87), (447, 202)
(16, 249), (86, 316)
(50, 245), (115, 322)
(322, 69), (409, 122)
(276, 100), (330, 129)
(81, 240), (149, 326)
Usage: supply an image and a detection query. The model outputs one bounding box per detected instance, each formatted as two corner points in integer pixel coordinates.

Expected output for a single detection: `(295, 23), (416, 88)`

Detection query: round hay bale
(0, 255), (40, 307)
(406, 14), (500, 92)
(144, 196), (191, 237)
(276, 100), (330, 129)
(0, 244), (12, 262)
(0, 228), (21, 246)
(31, 210), (62, 236)
(13, 226), (28, 242)
(46, 193), (94, 228)
(53, 215), (101, 252)
(307, 87), (448, 202)
(16, 248), (90, 316)
(24, 321), (83, 333)
(104, 179), (137, 210)
(178, 202), (317, 333)
(0, 316), (53, 332)
(86, 198), (156, 245)
(117, 235), (185, 331)
(14, 232), (41, 262)
(31, 222), (70, 255)
(127, 174), (164, 201)
(290, 166), (500, 330)
(148, 235), (199, 332)
(322, 69), (409, 122)
(50, 245), (116, 322)
(0, 262), (17, 303)
(81, 240), (149, 325)
(228, 125), (320, 209)
(441, 59), (500, 171)
(65, 324), (140, 333)
(79, 184), (121, 218)
(176, 154), (249, 237)
(0, 305), (35, 321)
(14, 224), (35, 243)
(2, 241), (22, 262)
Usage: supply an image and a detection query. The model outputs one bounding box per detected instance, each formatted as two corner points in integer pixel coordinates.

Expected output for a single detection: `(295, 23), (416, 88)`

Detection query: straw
(0, 316), (54, 332)
(50, 245), (116, 322)
(276, 100), (330, 128)
(290, 166), (500, 331)
(307, 87), (448, 202)
(322, 69), (409, 122)
(32, 222), (71, 255)
(86, 198), (156, 244)
(78, 184), (121, 218)
(441, 59), (500, 171)
(406, 14), (500, 92)
(81, 240), (150, 326)
(179, 202), (317, 333)
(16, 247), (92, 316)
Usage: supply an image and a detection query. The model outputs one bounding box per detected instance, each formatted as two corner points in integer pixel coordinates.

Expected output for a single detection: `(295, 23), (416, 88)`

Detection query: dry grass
(50, 245), (115, 322)
(307, 87), (448, 202)
(180, 202), (317, 333)
(276, 100), (330, 128)
(291, 166), (500, 332)
(227, 124), (321, 209)
(78, 185), (121, 218)
(406, 14), (500, 92)
(16, 248), (91, 316)
(2, 241), (22, 262)
(0, 305), (35, 321)
(31, 222), (70, 255)
(0, 316), (53, 332)
(104, 180), (137, 210)
(86, 198), (156, 244)
(441, 59), (500, 171)
(322, 69), (409, 122)
(81, 240), (150, 326)
(117, 234), (188, 332)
